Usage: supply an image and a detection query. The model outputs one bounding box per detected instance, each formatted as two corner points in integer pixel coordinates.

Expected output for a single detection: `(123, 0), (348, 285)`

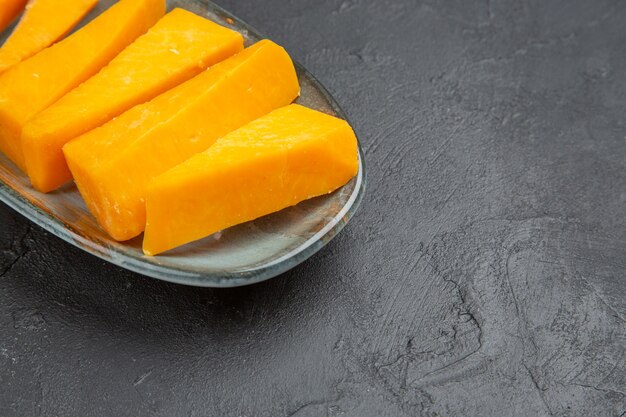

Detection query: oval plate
(0, 0), (366, 287)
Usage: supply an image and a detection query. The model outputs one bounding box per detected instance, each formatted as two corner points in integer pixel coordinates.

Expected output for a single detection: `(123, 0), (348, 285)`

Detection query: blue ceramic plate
(0, 0), (365, 287)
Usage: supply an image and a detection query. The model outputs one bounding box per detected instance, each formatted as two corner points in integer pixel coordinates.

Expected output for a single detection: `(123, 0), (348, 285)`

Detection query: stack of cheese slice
(0, 0), (165, 170)
(23, 7), (244, 192)
(64, 40), (301, 241)
(0, 0), (360, 256)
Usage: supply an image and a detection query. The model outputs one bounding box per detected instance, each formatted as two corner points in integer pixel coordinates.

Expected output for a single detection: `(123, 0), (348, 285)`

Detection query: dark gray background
(1, 0), (625, 416)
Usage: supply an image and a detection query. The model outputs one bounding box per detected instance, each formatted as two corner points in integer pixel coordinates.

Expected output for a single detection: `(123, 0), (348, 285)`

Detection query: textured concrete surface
(1, 0), (625, 416)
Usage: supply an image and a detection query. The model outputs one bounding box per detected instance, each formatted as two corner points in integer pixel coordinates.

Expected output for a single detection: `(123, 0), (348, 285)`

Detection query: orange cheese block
(63, 40), (300, 241)
(23, 8), (243, 193)
(0, 0), (164, 170)
(0, 0), (99, 74)
(0, 0), (28, 32)
(143, 104), (359, 256)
